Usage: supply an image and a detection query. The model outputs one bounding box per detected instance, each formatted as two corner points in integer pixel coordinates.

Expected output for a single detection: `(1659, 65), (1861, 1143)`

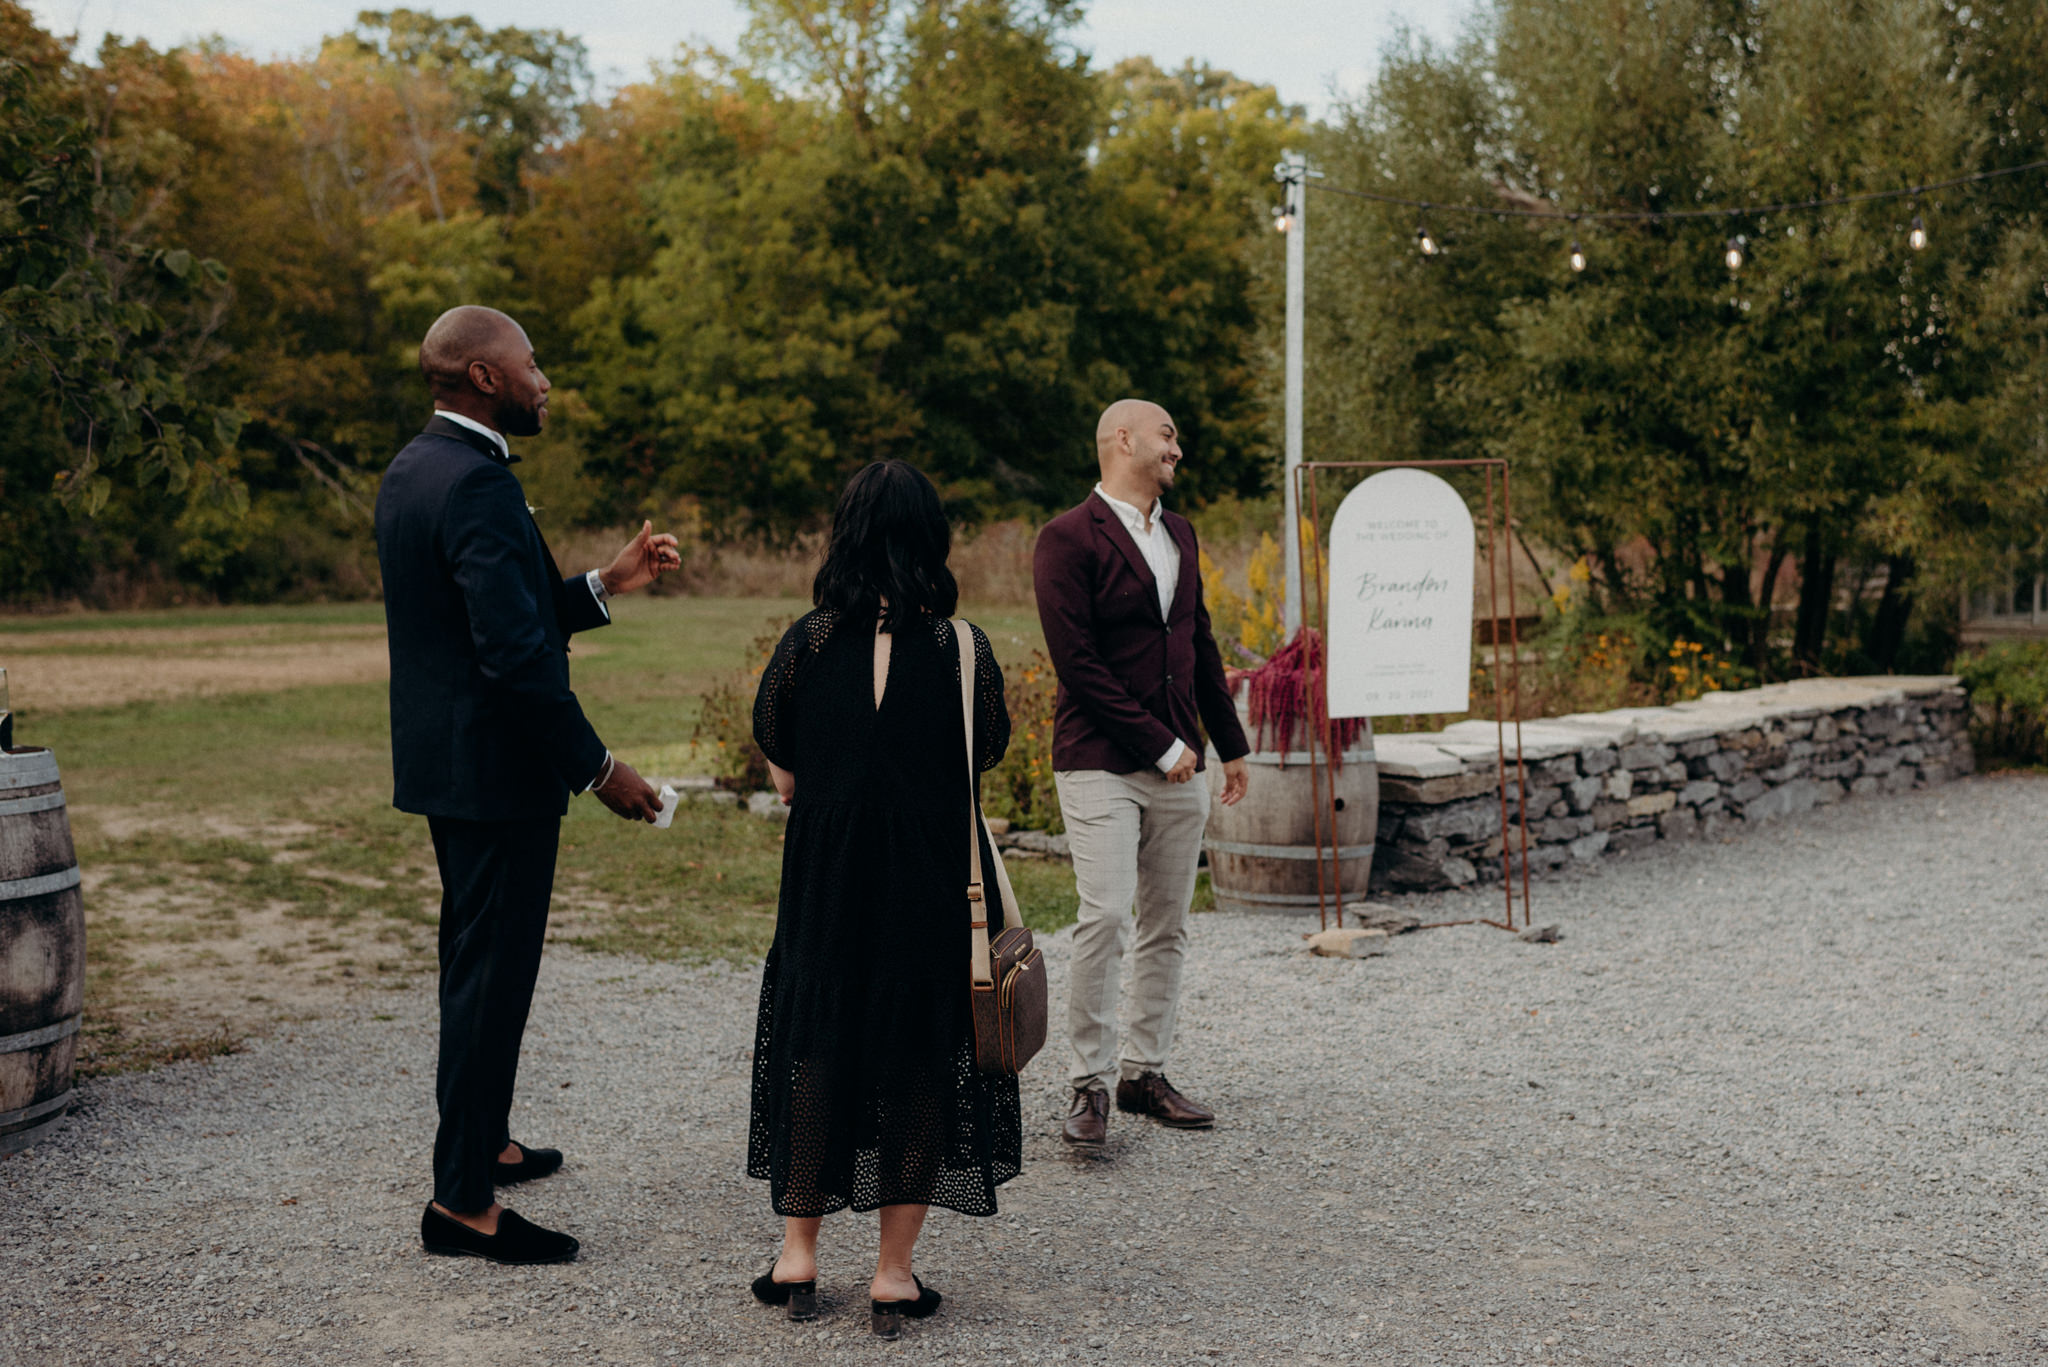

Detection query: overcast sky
(26, 0), (1476, 117)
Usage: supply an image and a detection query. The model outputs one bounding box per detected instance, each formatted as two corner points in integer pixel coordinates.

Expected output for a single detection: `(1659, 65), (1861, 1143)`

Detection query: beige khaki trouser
(1055, 766), (1211, 1094)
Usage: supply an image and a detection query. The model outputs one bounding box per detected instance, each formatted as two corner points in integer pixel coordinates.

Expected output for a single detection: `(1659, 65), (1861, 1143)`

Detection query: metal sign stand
(1293, 459), (1534, 933)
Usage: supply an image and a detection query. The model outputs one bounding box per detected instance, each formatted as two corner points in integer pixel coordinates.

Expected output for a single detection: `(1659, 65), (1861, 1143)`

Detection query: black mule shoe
(420, 1205), (578, 1265)
(495, 1141), (564, 1185)
(751, 1268), (818, 1322)
(870, 1276), (941, 1339)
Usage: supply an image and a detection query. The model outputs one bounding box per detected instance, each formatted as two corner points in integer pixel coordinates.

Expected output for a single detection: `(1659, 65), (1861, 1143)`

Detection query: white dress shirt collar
(434, 408), (510, 461)
(1092, 483), (1163, 536)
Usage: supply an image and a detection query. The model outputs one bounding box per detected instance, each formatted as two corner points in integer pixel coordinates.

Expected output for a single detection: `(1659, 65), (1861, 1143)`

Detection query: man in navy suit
(1032, 399), (1251, 1149)
(376, 305), (678, 1264)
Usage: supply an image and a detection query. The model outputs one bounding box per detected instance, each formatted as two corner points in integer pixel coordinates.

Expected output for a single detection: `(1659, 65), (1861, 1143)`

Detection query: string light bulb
(1272, 204), (1293, 234)
(1568, 240), (1587, 272)
(1908, 214), (1928, 251)
(1723, 237), (1744, 271)
(1416, 223), (1439, 257)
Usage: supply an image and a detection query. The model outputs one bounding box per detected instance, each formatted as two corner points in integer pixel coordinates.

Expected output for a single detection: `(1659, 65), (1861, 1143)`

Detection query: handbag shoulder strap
(953, 618), (1019, 990)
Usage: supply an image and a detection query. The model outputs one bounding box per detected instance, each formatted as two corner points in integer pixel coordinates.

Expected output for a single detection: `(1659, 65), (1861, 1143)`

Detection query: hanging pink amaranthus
(1238, 627), (1368, 767)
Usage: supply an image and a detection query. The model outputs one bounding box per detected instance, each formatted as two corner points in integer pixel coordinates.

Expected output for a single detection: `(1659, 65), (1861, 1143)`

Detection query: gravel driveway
(4, 772), (2045, 1366)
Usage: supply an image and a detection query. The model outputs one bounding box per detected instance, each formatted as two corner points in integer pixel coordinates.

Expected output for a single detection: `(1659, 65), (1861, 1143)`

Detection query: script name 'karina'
(1366, 606), (1436, 633)
(1353, 570), (1449, 603)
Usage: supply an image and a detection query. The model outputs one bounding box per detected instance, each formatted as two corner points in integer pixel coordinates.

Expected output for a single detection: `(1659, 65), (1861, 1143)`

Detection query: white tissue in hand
(654, 784), (680, 829)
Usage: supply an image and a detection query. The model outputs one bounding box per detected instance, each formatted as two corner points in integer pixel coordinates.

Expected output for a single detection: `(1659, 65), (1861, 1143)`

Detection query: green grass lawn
(22, 596), (1077, 1071)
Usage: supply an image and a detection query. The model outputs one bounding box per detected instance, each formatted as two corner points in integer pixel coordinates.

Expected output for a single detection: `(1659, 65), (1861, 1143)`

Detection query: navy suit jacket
(374, 416), (610, 822)
(1032, 494), (1249, 775)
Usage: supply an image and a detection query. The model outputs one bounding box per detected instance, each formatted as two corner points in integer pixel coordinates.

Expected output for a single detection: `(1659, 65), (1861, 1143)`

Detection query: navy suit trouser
(427, 814), (561, 1213)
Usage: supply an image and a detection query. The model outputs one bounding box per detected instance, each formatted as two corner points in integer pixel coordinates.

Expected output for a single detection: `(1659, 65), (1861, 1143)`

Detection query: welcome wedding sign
(1325, 469), (1476, 718)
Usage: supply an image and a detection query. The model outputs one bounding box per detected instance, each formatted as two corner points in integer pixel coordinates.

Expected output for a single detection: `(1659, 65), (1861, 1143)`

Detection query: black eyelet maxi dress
(748, 609), (1022, 1218)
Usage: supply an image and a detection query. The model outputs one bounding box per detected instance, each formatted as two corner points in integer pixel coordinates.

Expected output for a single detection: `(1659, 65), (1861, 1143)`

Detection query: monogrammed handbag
(952, 619), (1048, 1076)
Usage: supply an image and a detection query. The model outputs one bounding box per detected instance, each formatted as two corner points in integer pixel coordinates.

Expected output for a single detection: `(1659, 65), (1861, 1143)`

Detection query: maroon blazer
(1032, 494), (1250, 774)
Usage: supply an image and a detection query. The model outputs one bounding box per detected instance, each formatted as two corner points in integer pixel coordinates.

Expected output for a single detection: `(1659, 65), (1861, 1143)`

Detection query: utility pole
(1276, 151), (1308, 638)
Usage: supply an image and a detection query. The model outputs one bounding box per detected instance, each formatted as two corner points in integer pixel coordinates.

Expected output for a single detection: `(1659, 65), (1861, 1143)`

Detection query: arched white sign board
(1325, 469), (1476, 718)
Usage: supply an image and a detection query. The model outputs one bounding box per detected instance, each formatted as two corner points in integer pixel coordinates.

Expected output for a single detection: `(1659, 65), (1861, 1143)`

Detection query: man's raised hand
(599, 520), (683, 597)
(594, 757), (664, 823)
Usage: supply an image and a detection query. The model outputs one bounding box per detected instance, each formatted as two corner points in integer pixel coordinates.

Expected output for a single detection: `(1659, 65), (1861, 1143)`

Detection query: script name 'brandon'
(1353, 569), (1449, 603)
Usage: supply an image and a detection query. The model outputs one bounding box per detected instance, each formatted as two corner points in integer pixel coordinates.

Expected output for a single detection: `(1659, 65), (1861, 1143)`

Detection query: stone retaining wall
(1371, 676), (1972, 894)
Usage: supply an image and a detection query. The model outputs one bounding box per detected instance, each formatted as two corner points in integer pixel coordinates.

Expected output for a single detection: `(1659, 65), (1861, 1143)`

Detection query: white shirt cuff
(584, 751), (614, 793)
(584, 568), (611, 621)
(1155, 739), (1187, 773)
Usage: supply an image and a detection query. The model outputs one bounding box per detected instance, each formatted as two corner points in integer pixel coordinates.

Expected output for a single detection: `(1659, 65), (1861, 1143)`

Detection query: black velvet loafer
(751, 1268), (818, 1321)
(420, 1204), (579, 1265)
(870, 1276), (941, 1339)
(495, 1141), (564, 1185)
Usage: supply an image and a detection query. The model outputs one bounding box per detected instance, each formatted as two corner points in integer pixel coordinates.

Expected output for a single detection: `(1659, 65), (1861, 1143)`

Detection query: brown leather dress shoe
(1115, 1072), (1215, 1129)
(1062, 1086), (1109, 1146)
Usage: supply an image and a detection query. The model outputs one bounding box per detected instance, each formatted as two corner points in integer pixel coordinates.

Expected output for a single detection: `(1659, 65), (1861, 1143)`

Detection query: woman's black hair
(812, 460), (959, 629)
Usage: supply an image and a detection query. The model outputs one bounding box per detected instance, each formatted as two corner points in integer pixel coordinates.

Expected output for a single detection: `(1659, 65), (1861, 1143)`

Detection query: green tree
(572, 63), (913, 528)
(575, 0), (1288, 529)
(1091, 56), (1301, 504)
(0, 6), (245, 519)
(338, 9), (591, 216)
(1300, 0), (2048, 675)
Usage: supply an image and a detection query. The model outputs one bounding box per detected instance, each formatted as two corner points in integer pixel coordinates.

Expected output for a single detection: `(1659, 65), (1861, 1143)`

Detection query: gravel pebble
(3, 772), (2045, 1365)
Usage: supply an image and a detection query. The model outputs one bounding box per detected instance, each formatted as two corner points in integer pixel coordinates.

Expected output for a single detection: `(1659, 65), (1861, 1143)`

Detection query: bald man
(1032, 399), (1250, 1147)
(376, 305), (680, 1264)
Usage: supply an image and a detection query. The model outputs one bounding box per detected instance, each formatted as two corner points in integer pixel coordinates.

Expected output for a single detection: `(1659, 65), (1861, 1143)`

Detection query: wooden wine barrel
(1204, 705), (1378, 915)
(0, 747), (84, 1156)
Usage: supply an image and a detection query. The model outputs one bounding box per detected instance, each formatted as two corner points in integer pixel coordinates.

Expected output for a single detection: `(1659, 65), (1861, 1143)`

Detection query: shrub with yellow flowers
(1506, 559), (1747, 714)
(1199, 532), (1288, 666)
(982, 649), (1064, 834)
(1656, 637), (1742, 703)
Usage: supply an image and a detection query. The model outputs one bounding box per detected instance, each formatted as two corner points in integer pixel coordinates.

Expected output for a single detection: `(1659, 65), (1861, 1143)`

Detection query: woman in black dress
(746, 460), (1020, 1336)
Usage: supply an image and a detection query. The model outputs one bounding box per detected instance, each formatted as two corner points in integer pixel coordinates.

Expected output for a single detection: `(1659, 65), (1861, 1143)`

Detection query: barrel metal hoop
(0, 1014), (81, 1055)
(1207, 839), (1377, 861)
(0, 866), (82, 900)
(0, 1088), (74, 1131)
(1240, 749), (1377, 767)
(0, 750), (62, 791)
(0, 791), (66, 818)
(0, 1110), (69, 1157)
(1213, 889), (1338, 906)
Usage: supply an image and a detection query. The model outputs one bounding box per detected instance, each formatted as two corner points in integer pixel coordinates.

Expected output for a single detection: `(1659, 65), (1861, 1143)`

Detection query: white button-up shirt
(1092, 484), (1186, 774)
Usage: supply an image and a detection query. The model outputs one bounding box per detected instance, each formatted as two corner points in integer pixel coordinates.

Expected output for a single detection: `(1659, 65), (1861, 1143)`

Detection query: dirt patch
(3, 622), (610, 713)
(3, 634), (389, 713)
(0, 623), (383, 650)
(69, 803), (444, 1075)
(1927, 1282), (2011, 1355)
(77, 879), (432, 1076)
(63, 804), (656, 1078)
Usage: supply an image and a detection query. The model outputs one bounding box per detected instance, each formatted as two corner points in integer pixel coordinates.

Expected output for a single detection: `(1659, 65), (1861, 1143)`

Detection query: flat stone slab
(1425, 739), (1506, 769)
(1373, 737), (1470, 779)
(1577, 706), (1728, 744)
(1394, 675), (1965, 771)
(1435, 720), (1595, 761)
(1303, 926), (1392, 958)
(1543, 712), (1642, 745)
